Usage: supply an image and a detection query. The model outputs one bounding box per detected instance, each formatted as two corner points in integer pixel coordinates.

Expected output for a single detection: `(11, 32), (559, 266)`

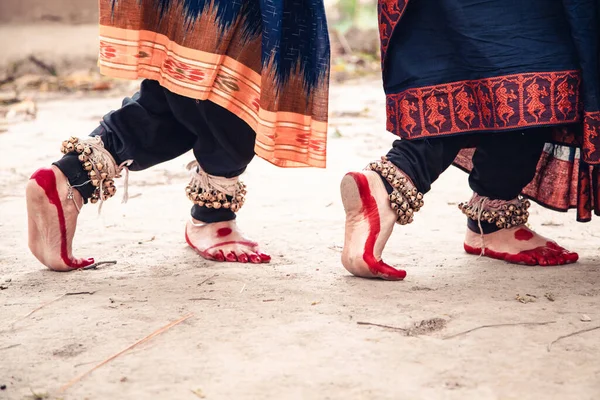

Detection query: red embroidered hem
(386, 70), (582, 139)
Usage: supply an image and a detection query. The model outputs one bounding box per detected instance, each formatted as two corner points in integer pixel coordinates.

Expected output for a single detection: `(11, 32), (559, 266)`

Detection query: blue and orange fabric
(98, 0), (330, 168)
(379, 0), (600, 221)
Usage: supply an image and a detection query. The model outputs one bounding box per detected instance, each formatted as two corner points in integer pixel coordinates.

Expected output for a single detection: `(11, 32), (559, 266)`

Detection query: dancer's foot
(26, 167), (94, 271)
(185, 219), (271, 263)
(340, 171), (406, 280)
(464, 226), (578, 266)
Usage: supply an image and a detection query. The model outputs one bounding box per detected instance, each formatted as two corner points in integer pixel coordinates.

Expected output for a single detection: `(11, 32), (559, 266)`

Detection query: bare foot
(340, 171), (406, 280)
(26, 167), (94, 271)
(185, 219), (271, 263)
(464, 226), (578, 266)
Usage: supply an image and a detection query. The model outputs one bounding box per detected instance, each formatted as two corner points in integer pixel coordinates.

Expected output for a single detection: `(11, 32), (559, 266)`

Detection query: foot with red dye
(464, 226), (578, 266)
(26, 167), (95, 271)
(185, 219), (271, 264)
(340, 171), (407, 280)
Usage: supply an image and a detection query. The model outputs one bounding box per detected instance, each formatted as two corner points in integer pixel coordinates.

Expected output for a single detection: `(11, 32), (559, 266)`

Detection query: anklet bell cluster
(458, 194), (530, 229)
(366, 157), (424, 225)
(60, 136), (122, 204)
(185, 162), (246, 212)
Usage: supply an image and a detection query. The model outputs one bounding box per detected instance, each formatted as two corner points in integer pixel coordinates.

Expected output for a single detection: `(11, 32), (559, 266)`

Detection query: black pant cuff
(467, 218), (502, 234)
(191, 204), (237, 223)
(53, 153), (95, 202)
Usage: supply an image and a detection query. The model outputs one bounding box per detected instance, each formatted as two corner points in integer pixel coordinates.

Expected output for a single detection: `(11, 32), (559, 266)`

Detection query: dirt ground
(1, 77), (600, 400)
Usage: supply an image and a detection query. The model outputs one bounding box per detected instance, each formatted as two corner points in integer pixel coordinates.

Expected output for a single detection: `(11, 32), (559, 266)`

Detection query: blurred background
(0, 0), (381, 123)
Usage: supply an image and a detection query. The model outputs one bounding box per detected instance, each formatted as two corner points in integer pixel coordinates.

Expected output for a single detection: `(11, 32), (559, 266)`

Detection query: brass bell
(83, 146), (92, 155)
(235, 195), (244, 203)
(100, 172), (108, 180)
(231, 204), (240, 212)
(217, 193), (227, 201)
(223, 202), (231, 209)
(416, 193), (424, 200)
(205, 202), (213, 209)
(213, 202), (222, 209)
(83, 161), (93, 171)
(90, 197), (98, 204)
(96, 162), (104, 171)
(78, 154), (88, 163)
(391, 203), (399, 210)
(66, 142), (76, 152)
(91, 179), (100, 187)
(69, 136), (79, 143)
(76, 144), (85, 153)
(62, 140), (69, 148)
(106, 186), (117, 196)
(89, 170), (97, 179)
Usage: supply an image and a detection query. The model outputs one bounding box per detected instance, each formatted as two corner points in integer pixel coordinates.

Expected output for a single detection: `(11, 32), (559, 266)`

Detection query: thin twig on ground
(82, 261), (117, 270)
(0, 344), (21, 351)
(28, 55), (57, 76)
(59, 313), (194, 392)
(357, 321), (408, 332)
(14, 294), (66, 324)
(443, 321), (556, 340)
(198, 274), (217, 287)
(188, 298), (216, 301)
(65, 291), (95, 296)
(547, 325), (600, 352)
(239, 284), (246, 294)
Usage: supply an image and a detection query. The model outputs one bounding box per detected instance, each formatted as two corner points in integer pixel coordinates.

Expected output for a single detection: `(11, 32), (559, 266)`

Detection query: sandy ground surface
(1, 79), (600, 400)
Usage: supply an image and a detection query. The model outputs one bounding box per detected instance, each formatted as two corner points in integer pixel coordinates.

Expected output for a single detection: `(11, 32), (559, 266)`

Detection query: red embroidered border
(386, 71), (582, 138)
(378, 0), (409, 68)
(583, 111), (600, 161)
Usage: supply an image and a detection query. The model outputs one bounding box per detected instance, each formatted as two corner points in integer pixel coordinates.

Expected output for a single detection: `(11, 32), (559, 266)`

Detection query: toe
(213, 250), (225, 262)
(370, 261), (407, 281)
(258, 252), (271, 262)
(226, 252), (237, 262)
(564, 251), (579, 263)
(237, 253), (249, 263)
(545, 255), (559, 266)
(249, 254), (262, 264)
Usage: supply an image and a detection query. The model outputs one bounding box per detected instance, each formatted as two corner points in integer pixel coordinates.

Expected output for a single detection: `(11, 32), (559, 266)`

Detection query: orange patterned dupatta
(97, 0), (330, 168)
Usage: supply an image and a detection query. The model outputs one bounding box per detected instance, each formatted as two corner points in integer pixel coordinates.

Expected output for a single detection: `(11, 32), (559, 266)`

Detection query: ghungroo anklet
(185, 161), (246, 212)
(366, 156), (424, 225)
(458, 193), (530, 229)
(61, 136), (130, 204)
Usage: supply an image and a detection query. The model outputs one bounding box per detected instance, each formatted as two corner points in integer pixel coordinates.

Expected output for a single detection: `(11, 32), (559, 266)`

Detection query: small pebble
(581, 314), (592, 322)
(0, 384), (6, 390)
(4, 278), (11, 283)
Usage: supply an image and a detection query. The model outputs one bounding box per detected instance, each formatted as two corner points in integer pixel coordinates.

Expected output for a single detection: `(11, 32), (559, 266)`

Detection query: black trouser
(54, 79), (256, 223)
(385, 129), (549, 231)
